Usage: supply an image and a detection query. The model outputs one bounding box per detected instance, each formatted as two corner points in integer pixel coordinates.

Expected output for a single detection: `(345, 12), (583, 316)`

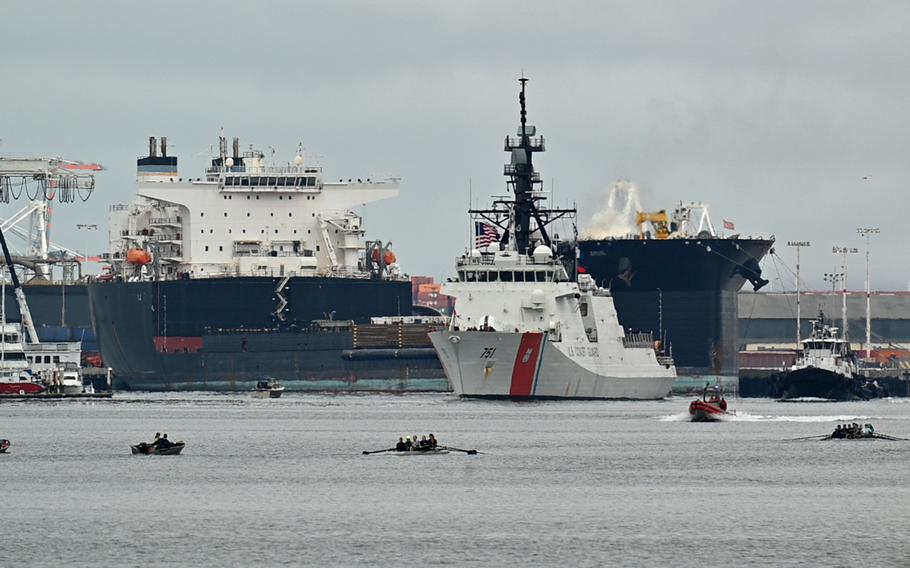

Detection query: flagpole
(468, 178), (472, 250)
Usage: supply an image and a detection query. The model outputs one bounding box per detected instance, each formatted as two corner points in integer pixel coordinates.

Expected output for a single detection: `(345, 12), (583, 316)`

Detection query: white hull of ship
(430, 330), (675, 400)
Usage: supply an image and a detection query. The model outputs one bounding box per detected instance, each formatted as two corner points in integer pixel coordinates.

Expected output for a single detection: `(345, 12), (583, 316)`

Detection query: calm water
(3, 393), (910, 567)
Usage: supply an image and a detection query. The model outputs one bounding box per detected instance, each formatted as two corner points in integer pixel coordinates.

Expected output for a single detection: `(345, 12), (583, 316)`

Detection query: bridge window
(514, 271), (525, 282)
(500, 271), (513, 282)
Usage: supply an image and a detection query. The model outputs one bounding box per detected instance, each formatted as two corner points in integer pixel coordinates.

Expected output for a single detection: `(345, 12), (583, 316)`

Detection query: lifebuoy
(19, 389), (25, 395)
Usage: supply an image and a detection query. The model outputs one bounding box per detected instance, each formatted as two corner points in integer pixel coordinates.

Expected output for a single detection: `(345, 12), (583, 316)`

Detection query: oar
(442, 446), (479, 455)
(873, 434), (908, 441)
(362, 447), (396, 455)
(783, 435), (830, 441)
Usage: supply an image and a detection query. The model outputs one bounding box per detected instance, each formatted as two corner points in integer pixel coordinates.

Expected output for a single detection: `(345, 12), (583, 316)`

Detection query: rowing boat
(822, 433), (903, 441)
(391, 448), (450, 456)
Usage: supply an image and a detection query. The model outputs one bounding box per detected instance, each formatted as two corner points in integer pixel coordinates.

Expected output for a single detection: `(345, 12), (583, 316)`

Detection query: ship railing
(205, 165), (323, 176)
(26, 342), (82, 352)
(502, 164), (541, 181)
(504, 136), (545, 151)
(150, 217), (181, 225)
(656, 355), (675, 366)
(233, 250), (315, 258)
(622, 331), (655, 349)
(457, 255), (559, 266)
(109, 204), (128, 212)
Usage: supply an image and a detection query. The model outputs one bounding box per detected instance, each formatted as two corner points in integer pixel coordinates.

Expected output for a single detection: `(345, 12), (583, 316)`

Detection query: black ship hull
(576, 237), (773, 376)
(768, 367), (882, 401)
(88, 276), (447, 391)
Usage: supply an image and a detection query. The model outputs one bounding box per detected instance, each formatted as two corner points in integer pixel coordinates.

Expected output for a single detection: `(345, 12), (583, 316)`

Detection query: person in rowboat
(395, 437), (407, 452)
(428, 434), (437, 448)
(404, 436), (413, 450)
(155, 433), (172, 450)
(412, 434), (419, 451)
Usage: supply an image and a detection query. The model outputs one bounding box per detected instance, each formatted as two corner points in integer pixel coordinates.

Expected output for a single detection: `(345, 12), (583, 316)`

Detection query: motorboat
(131, 441), (186, 455)
(252, 378), (285, 398)
(688, 384), (729, 422)
(0, 439), (9, 453)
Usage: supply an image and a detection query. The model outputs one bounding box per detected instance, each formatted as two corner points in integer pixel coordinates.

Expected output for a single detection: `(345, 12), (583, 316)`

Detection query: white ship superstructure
(107, 136), (401, 281)
(429, 78), (676, 399)
(431, 248), (676, 399)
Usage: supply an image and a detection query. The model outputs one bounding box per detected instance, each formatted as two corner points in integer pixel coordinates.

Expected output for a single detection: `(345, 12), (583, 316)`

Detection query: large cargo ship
(573, 204), (774, 376)
(89, 136), (445, 391)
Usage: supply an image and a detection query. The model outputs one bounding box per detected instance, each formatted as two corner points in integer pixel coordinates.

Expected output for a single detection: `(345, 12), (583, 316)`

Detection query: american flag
(474, 222), (500, 248)
(723, 219), (735, 230)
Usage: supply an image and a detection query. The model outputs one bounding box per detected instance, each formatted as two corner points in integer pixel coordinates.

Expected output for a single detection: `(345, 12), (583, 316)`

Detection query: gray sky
(3, 1), (909, 289)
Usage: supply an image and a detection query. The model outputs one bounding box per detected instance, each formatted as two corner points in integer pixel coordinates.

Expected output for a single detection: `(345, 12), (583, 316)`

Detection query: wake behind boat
(429, 78), (676, 400)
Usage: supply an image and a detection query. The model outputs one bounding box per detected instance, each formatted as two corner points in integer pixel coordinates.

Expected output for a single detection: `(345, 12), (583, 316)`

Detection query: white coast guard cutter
(429, 78), (676, 399)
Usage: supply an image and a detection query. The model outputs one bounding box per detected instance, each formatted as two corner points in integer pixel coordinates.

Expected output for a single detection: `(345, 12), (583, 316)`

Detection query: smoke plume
(582, 180), (643, 239)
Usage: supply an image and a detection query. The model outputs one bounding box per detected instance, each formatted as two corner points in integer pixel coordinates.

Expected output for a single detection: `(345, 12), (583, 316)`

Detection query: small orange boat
(689, 384), (728, 422)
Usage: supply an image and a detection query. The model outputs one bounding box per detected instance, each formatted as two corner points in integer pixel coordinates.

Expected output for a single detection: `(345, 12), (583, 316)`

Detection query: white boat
(252, 378), (285, 398)
(0, 323), (44, 395)
(429, 78), (676, 400)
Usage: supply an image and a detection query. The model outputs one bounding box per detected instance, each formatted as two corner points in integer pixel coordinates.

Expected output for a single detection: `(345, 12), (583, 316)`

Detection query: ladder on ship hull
(273, 275), (291, 321)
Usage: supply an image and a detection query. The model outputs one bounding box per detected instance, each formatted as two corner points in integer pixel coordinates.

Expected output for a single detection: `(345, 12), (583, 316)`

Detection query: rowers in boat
(790, 423), (906, 441)
(688, 383), (730, 422)
(363, 434), (477, 455)
(131, 432), (187, 455)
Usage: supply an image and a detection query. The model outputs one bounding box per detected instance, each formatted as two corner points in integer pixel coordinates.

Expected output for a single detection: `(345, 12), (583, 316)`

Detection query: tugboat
(252, 378), (285, 398)
(688, 383), (729, 421)
(771, 309), (875, 401)
(429, 78), (677, 400)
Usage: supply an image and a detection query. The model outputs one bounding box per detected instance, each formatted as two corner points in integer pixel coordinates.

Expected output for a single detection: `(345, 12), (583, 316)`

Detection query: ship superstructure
(430, 78), (676, 399)
(107, 136), (400, 283)
(90, 136), (445, 391)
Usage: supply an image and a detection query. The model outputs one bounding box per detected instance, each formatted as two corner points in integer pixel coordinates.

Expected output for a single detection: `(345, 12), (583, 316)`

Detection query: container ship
(88, 136), (445, 391)
(571, 204), (774, 377)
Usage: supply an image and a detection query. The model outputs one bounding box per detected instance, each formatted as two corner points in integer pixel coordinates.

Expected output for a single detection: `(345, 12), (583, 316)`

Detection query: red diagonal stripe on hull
(510, 332), (544, 397)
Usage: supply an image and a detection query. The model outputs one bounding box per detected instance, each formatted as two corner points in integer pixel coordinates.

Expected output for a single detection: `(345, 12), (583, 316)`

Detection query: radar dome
(225, 157), (234, 167)
(487, 242), (501, 253)
(294, 154), (305, 165)
(532, 245), (552, 260)
(469, 249), (482, 258)
(530, 289), (545, 305)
